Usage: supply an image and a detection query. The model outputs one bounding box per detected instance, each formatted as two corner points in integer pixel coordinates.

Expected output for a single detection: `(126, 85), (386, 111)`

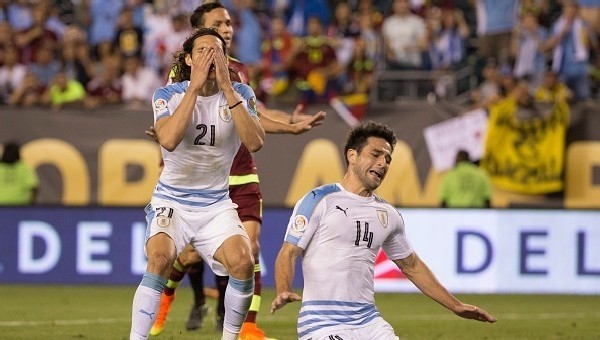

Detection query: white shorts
(306, 316), (399, 340)
(144, 198), (249, 276)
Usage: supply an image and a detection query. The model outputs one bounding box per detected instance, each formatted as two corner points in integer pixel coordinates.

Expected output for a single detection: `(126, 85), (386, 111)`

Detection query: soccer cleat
(238, 322), (278, 340)
(149, 292), (175, 336)
(186, 303), (210, 330)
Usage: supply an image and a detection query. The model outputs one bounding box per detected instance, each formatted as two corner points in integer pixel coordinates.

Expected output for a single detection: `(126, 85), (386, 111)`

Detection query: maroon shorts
(230, 182), (262, 224)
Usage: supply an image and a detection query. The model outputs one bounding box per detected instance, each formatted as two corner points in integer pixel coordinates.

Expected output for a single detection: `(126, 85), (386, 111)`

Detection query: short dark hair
(343, 121), (396, 165)
(170, 27), (228, 83)
(190, 2), (226, 28)
(1, 141), (21, 164)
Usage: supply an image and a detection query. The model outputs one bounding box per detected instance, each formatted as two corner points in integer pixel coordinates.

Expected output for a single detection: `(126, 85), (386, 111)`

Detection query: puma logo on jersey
(335, 205), (348, 216)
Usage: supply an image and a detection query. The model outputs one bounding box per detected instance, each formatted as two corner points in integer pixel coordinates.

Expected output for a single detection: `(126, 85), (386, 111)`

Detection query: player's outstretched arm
(270, 242), (302, 314)
(259, 105), (326, 134)
(394, 252), (497, 323)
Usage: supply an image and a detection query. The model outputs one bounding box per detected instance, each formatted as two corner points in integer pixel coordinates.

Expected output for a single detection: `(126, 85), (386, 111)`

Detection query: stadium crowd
(0, 0), (598, 115)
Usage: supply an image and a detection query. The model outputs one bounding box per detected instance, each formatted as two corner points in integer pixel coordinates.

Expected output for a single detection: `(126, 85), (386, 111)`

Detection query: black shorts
(230, 182), (262, 224)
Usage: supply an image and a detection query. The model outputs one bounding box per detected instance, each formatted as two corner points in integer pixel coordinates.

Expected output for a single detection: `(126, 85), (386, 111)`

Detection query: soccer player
(270, 121), (497, 340)
(149, 2), (326, 339)
(129, 28), (265, 340)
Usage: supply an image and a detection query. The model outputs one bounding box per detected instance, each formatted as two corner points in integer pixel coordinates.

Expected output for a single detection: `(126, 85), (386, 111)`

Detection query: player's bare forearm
(260, 105), (326, 134)
(271, 243), (302, 313)
(155, 90), (198, 151)
(394, 253), (497, 323)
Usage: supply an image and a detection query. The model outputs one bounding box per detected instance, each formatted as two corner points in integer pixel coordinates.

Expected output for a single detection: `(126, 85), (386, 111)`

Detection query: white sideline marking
(1, 312), (599, 327)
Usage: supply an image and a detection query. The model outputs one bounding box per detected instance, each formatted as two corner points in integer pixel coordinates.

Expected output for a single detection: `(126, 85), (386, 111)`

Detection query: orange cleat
(238, 322), (277, 340)
(150, 292), (176, 336)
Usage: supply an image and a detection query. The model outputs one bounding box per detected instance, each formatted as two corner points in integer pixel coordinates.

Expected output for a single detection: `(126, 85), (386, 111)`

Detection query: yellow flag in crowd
(481, 97), (569, 195)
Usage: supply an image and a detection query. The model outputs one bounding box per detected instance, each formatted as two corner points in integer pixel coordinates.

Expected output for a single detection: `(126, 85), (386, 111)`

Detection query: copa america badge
(157, 216), (170, 227)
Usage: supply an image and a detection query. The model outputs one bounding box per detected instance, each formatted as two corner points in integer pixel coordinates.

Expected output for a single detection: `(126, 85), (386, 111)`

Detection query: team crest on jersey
(289, 214), (308, 237)
(156, 216), (170, 228)
(377, 210), (388, 228)
(219, 104), (232, 122)
(154, 98), (167, 114)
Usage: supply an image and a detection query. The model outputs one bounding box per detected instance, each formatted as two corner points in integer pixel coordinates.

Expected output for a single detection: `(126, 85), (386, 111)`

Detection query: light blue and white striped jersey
(151, 80), (257, 208)
(285, 183), (414, 339)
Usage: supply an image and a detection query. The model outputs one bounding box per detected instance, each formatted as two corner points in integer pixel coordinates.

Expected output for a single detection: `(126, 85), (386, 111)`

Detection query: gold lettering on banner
(21, 138), (90, 205)
(285, 139), (344, 206)
(98, 140), (161, 206)
(565, 142), (600, 209)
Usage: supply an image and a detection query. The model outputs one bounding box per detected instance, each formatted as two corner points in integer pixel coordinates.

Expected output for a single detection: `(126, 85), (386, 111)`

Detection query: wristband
(229, 100), (243, 110)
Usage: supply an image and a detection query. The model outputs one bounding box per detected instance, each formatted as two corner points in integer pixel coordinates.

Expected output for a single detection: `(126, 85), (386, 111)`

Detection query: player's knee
(179, 248), (201, 267)
(146, 251), (175, 276)
(227, 252), (254, 279)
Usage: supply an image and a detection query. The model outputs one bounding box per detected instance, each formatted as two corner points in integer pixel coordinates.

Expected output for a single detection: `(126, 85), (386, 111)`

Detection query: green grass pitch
(1, 285), (599, 339)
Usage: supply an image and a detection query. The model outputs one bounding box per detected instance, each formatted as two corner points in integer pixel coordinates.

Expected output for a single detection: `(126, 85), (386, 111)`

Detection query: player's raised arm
(214, 43), (264, 152)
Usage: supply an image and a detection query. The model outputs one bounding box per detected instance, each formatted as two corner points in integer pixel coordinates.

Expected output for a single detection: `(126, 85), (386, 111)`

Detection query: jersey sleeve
(284, 190), (327, 249)
(152, 86), (179, 123)
(381, 209), (413, 260)
(233, 82), (259, 118)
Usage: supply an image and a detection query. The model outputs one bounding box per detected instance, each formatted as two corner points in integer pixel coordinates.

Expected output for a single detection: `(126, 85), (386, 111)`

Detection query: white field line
(1, 312), (599, 327)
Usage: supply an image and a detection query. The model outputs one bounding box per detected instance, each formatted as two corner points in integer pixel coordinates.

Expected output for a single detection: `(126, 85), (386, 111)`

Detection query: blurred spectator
(428, 7), (470, 98)
(260, 16), (296, 98)
(518, 0), (550, 27)
(439, 149), (492, 208)
(355, 0), (384, 30)
(578, 0), (600, 35)
(0, 45), (26, 104)
(473, 0), (519, 62)
(289, 16), (340, 107)
(7, 0), (33, 31)
(356, 7), (383, 63)
(14, 2), (58, 65)
(470, 58), (500, 108)
(115, 6), (144, 58)
(85, 55), (122, 108)
(120, 54), (161, 107)
(284, 0), (332, 36)
(429, 7), (469, 70)
(534, 70), (573, 103)
(382, 0), (428, 70)
(511, 11), (548, 88)
(231, 0), (263, 87)
(338, 36), (374, 121)
(7, 71), (42, 106)
(546, 0), (595, 101)
(61, 32), (95, 87)
(86, 0), (124, 59)
(0, 22), (13, 48)
(326, 2), (360, 70)
(29, 46), (60, 88)
(41, 70), (86, 111)
(0, 141), (38, 206)
(143, 0), (180, 74)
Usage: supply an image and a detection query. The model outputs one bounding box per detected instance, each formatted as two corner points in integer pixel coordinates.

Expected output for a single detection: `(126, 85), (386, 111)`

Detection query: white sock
(130, 273), (166, 340)
(222, 276), (254, 338)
